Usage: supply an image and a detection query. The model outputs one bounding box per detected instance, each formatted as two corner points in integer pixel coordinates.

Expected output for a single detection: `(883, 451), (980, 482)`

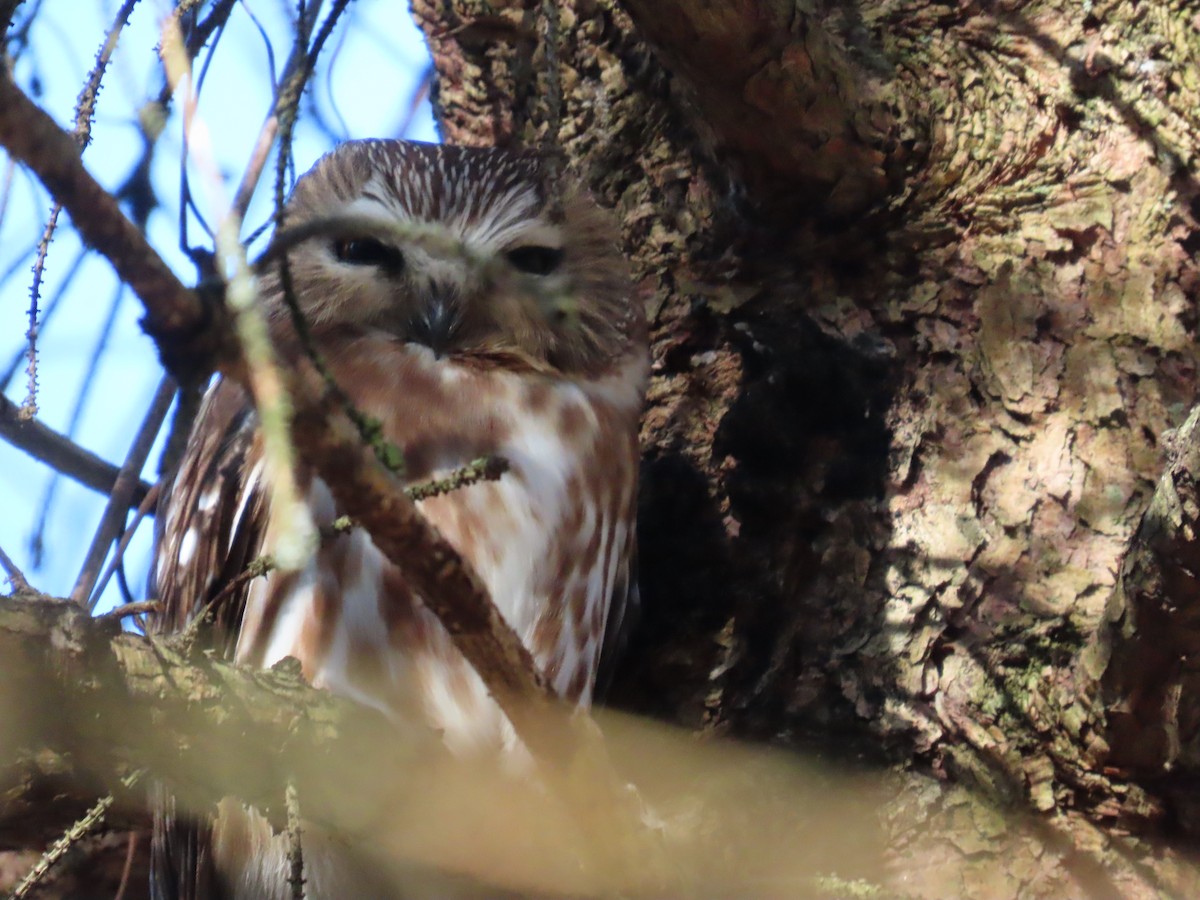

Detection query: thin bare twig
(0, 392), (153, 504)
(30, 281), (129, 560)
(396, 65), (434, 139)
(22, 206), (57, 416)
(268, 0), (413, 482)
(231, 116), (278, 220)
(7, 770), (145, 900)
(0, 543), (30, 593)
(74, 0), (141, 151)
(113, 831), (138, 900)
(195, 455), (508, 620)
(0, 73), (213, 372)
(162, 16), (317, 571)
(99, 599), (162, 621)
(88, 482), (161, 608)
(19, 0), (142, 418)
(166, 0), (238, 268)
(1, 244), (87, 392)
(157, 378), (206, 477)
(406, 456), (509, 502)
(232, 0), (347, 222)
(74, 376), (176, 608)
(0, 235), (41, 303)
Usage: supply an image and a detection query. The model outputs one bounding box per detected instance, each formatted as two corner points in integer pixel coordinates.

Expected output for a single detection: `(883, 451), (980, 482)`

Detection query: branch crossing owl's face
(257, 140), (636, 376)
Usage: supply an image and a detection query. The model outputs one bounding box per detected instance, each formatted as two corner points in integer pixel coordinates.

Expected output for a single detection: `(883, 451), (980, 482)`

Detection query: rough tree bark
(408, 0), (1200, 896)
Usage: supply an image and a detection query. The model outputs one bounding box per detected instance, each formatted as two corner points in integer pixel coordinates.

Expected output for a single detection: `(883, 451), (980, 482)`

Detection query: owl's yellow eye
(506, 245), (563, 276)
(334, 237), (405, 273)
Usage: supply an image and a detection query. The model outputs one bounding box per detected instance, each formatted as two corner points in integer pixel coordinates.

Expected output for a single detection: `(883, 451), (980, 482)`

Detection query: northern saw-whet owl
(149, 140), (647, 898)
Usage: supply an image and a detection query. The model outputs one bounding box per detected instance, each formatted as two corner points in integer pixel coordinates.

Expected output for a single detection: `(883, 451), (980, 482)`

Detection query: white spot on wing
(229, 461), (263, 542)
(177, 528), (198, 568)
(259, 574), (315, 669)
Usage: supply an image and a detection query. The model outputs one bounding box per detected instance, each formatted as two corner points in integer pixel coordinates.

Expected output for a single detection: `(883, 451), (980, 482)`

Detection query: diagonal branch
(73, 376), (177, 607)
(0, 73), (216, 385)
(0, 393), (152, 506)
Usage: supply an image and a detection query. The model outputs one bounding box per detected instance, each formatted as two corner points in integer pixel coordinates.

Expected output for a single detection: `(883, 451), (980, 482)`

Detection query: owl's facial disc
(326, 231), (459, 350)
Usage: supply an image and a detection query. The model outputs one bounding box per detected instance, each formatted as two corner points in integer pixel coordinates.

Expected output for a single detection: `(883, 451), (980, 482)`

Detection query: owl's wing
(593, 530), (640, 702)
(149, 377), (266, 900)
(149, 377), (266, 650)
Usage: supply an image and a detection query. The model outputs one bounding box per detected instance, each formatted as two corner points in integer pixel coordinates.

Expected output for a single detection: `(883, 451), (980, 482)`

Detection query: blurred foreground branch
(0, 593), (893, 896)
(0, 593), (426, 850)
(2, 595), (1196, 897)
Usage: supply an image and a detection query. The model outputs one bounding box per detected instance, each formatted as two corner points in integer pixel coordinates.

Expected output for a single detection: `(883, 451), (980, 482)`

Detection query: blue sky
(0, 0), (435, 611)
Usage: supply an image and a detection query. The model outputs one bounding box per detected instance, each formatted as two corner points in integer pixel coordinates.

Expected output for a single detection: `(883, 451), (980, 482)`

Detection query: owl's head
(256, 140), (638, 376)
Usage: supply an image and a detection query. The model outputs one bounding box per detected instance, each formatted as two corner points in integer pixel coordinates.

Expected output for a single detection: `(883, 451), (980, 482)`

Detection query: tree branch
(0, 393), (152, 507)
(0, 594), (897, 897)
(0, 74), (216, 384)
(74, 376), (176, 606)
(0, 594), (432, 850)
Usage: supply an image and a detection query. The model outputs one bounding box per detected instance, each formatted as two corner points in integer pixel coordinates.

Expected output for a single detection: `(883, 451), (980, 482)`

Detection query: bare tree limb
(0, 594), (899, 898)
(0, 71), (217, 382)
(0, 593), (431, 850)
(0, 595), (613, 894)
(0, 544), (29, 593)
(0, 393), (152, 506)
(74, 376), (176, 607)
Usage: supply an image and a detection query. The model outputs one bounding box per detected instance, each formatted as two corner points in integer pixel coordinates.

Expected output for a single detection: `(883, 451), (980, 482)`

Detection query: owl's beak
(410, 281), (462, 354)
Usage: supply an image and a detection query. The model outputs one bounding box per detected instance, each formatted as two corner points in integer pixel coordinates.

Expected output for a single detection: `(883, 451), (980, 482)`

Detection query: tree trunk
(410, 0), (1200, 895)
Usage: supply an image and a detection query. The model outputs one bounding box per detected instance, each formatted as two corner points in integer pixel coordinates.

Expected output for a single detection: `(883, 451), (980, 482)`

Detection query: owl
(149, 139), (647, 898)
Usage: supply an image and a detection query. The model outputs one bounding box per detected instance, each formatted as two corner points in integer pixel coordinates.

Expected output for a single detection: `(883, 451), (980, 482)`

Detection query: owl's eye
(505, 245), (564, 276)
(334, 237), (405, 272)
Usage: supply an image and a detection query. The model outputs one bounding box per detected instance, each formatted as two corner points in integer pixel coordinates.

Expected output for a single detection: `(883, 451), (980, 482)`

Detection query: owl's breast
(237, 334), (642, 754)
